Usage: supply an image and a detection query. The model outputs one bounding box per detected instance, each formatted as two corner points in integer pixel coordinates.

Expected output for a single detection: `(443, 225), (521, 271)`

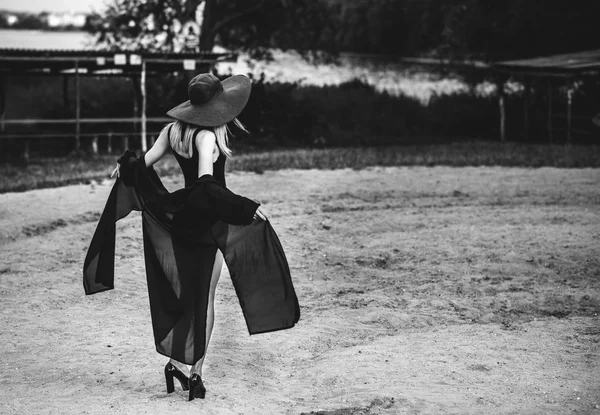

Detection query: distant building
(6, 15), (18, 26)
(47, 12), (86, 28)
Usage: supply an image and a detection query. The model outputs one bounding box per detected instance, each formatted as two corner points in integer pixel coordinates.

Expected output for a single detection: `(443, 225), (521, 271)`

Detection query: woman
(83, 73), (300, 401)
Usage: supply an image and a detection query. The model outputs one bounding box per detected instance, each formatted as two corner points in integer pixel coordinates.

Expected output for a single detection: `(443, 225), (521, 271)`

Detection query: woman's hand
(111, 163), (121, 178)
(253, 206), (269, 221)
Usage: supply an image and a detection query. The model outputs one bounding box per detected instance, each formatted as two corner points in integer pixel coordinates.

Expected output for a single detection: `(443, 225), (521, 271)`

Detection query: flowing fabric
(83, 150), (300, 365)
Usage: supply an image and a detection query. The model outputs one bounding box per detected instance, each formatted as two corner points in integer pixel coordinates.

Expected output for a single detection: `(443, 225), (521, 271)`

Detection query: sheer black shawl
(83, 152), (300, 364)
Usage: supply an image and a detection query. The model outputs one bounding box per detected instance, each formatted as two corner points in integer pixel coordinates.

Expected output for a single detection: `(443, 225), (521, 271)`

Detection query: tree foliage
(86, 0), (332, 54)
(88, 0), (600, 59)
(320, 0), (600, 60)
(86, 0), (201, 51)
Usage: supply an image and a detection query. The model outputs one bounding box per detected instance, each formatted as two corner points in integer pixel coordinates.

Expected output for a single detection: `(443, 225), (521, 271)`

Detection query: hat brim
(166, 75), (251, 127)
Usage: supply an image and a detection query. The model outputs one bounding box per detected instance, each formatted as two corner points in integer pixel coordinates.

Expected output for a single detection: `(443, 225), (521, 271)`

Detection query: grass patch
(1, 142), (599, 194)
(227, 142), (600, 172)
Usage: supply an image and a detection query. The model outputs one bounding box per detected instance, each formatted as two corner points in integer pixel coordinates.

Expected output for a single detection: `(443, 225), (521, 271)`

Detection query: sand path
(0, 166), (599, 414)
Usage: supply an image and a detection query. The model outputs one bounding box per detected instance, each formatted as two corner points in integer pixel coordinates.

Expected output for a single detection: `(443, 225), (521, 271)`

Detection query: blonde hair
(164, 119), (247, 159)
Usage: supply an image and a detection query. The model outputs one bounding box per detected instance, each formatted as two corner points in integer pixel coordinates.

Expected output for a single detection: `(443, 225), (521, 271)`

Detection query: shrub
(1, 74), (598, 159)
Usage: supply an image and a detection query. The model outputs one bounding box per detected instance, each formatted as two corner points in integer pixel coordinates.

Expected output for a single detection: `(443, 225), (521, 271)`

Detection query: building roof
(493, 49), (600, 77)
(0, 48), (236, 76)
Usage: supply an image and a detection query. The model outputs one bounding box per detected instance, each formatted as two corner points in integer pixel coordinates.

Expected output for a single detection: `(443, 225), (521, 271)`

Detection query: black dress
(83, 143), (300, 365)
(172, 137), (227, 188)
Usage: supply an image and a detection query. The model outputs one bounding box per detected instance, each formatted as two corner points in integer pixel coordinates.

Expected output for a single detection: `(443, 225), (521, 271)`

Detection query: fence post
(566, 80), (573, 146)
(498, 81), (506, 142)
(92, 135), (98, 155)
(23, 139), (30, 162)
(132, 76), (140, 150)
(140, 60), (147, 152)
(547, 82), (553, 144)
(75, 59), (81, 151)
(123, 135), (129, 151)
(0, 75), (5, 133)
(107, 130), (112, 154)
(63, 75), (70, 115)
(523, 78), (530, 142)
(0, 75), (4, 155)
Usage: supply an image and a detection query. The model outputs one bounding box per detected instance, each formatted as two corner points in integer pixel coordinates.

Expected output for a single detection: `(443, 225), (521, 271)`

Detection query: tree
(86, 0), (332, 54)
(88, 0), (600, 59)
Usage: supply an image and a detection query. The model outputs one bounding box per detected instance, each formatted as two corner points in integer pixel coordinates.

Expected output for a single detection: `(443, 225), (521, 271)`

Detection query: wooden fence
(0, 117), (172, 160)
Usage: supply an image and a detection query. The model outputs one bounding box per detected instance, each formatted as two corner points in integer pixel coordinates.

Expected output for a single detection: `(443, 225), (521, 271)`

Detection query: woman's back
(170, 128), (226, 188)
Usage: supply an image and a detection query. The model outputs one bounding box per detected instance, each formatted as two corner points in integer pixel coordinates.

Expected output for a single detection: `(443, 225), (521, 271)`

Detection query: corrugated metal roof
(0, 47), (236, 76)
(0, 47), (231, 58)
(494, 49), (600, 76)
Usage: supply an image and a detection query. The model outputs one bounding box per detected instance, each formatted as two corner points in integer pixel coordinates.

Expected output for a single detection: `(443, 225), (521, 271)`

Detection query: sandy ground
(0, 166), (599, 415)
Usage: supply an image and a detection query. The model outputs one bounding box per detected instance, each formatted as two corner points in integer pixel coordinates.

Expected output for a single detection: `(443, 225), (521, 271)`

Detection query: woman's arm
(196, 130), (216, 177)
(144, 127), (170, 167)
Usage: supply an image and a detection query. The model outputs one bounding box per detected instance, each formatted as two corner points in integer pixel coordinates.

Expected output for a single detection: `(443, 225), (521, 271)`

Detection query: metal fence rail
(0, 117), (172, 125)
(0, 117), (176, 159)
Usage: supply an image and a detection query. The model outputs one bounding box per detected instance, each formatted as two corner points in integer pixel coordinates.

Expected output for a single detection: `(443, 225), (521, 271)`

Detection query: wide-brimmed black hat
(166, 73), (251, 127)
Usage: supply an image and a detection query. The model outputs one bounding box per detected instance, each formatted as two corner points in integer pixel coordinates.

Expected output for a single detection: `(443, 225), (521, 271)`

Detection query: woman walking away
(83, 73), (300, 401)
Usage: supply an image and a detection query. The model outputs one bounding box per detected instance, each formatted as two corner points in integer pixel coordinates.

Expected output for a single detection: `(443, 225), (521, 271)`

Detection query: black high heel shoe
(188, 374), (206, 401)
(164, 362), (190, 393)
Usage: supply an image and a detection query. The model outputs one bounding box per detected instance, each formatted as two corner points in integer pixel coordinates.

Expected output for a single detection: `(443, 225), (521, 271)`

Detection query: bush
(1, 74), (598, 159)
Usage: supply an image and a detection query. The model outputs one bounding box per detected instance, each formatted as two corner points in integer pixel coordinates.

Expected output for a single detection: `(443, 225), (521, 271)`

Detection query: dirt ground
(0, 166), (599, 414)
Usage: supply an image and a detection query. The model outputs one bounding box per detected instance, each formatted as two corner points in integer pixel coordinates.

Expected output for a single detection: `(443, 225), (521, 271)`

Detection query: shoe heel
(188, 374), (206, 401)
(165, 368), (175, 394)
(188, 387), (205, 401)
(165, 362), (190, 394)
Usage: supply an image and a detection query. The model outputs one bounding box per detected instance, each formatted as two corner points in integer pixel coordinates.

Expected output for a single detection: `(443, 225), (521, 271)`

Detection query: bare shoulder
(195, 129), (216, 153)
(196, 129), (216, 145)
(151, 125), (170, 148)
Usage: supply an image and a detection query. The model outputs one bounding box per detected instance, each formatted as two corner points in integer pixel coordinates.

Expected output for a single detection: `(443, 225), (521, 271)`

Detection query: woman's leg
(168, 358), (190, 377)
(191, 249), (224, 377)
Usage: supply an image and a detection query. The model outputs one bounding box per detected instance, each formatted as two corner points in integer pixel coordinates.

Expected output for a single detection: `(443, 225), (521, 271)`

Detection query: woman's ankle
(169, 359), (190, 375)
(190, 362), (203, 378)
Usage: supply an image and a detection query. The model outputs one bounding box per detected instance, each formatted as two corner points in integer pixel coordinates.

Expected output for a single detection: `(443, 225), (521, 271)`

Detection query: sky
(0, 0), (105, 13)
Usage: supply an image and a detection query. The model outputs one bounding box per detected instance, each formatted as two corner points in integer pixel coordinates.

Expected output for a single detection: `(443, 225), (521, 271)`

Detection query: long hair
(163, 119), (247, 159)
